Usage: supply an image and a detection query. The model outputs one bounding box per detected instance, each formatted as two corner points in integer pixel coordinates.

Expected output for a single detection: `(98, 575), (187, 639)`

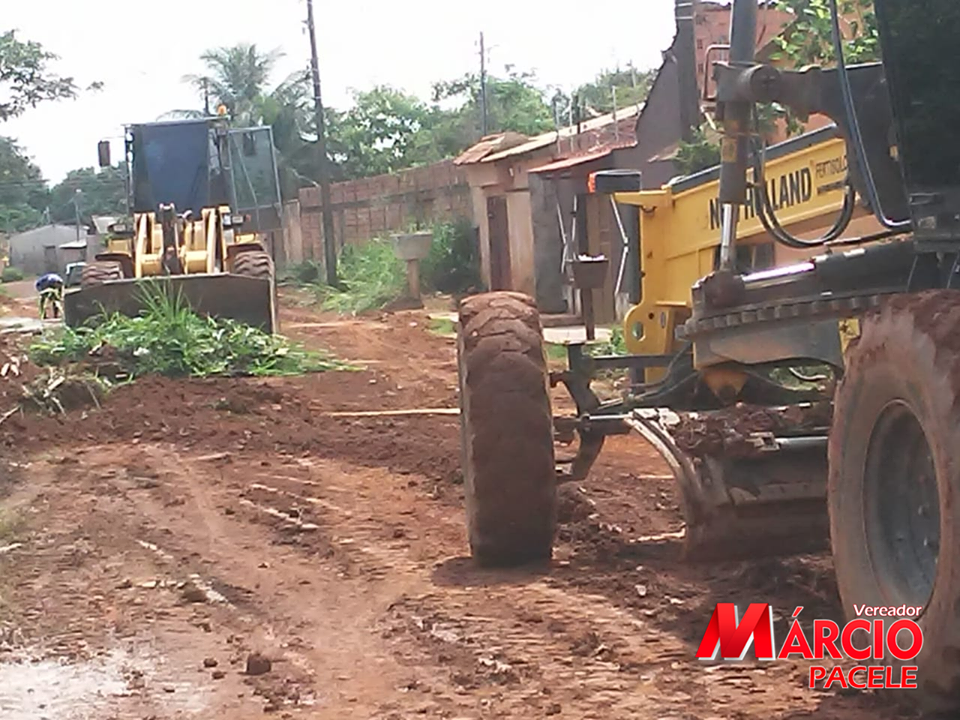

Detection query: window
(697, 38), (704, 50)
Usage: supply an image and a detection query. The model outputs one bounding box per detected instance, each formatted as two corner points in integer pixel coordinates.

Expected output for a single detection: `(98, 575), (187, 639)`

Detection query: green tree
(325, 85), (443, 178)
(675, 126), (722, 176)
(0, 30), (84, 122)
(168, 44), (316, 200)
(769, 0), (879, 68)
(181, 43), (285, 124)
(764, 0), (879, 137)
(48, 165), (127, 224)
(432, 68), (555, 140)
(0, 137), (49, 232)
(571, 63), (655, 116)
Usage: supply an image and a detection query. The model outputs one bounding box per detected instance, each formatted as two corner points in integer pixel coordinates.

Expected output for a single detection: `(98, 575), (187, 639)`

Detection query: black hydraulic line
(751, 113), (857, 249)
(826, 0), (910, 231)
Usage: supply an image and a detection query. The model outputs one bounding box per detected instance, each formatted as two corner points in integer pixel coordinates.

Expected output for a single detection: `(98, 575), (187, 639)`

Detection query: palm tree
(160, 44), (318, 199)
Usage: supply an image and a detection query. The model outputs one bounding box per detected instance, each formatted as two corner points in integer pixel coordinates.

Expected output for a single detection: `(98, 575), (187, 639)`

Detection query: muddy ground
(0, 288), (916, 719)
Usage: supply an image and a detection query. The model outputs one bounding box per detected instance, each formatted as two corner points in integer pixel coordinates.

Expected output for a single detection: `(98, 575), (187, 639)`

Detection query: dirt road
(0, 291), (915, 719)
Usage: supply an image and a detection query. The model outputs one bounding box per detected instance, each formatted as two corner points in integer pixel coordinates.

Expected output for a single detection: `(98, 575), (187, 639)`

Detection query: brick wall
(298, 159), (474, 260)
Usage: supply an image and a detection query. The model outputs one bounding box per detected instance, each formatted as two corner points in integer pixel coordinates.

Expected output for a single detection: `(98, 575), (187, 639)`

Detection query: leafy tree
(675, 126), (722, 176)
(570, 64), (655, 117)
(48, 165), (128, 224)
(769, 0), (879, 68)
(0, 30), (83, 123)
(0, 136), (49, 232)
(325, 86), (442, 178)
(432, 68), (555, 139)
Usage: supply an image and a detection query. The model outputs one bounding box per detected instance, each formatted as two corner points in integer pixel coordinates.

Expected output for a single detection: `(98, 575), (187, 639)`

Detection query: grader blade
(63, 274), (278, 334)
(625, 403), (831, 562)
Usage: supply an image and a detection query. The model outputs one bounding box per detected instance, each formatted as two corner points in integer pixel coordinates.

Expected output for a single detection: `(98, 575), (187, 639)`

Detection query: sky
(3, 0), (678, 184)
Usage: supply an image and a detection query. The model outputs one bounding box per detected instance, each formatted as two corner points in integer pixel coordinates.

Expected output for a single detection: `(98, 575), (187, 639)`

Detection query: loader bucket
(624, 403), (832, 561)
(63, 274), (278, 334)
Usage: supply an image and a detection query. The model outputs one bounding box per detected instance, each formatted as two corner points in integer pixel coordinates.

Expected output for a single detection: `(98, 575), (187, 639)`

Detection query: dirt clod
(246, 652), (273, 676)
(203, 657), (218, 668)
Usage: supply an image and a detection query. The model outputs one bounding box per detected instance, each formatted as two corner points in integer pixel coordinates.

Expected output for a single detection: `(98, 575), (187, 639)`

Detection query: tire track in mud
(223, 453), (861, 719)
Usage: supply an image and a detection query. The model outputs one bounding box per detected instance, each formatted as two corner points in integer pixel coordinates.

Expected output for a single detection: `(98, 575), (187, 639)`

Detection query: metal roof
(453, 132), (529, 165)
(479, 104), (644, 164)
(527, 147), (618, 175)
(454, 104), (643, 167)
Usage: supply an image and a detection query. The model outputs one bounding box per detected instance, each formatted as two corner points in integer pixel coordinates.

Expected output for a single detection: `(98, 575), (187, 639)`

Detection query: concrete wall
(9, 225), (81, 276)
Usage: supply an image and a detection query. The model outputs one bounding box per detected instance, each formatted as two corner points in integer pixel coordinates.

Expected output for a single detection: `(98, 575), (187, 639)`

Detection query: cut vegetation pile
(29, 289), (352, 380)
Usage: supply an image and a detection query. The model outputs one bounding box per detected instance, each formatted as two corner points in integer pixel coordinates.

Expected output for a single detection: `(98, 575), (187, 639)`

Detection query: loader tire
(829, 290), (960, 714)
(457, 291), (556, 567)
(232, 251), (279, 333)
(80, 261), (123, 288)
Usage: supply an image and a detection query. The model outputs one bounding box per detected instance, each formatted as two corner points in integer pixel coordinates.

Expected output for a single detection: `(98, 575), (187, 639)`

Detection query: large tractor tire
(829, 290), (960, 713)
(456, 291), (556, 567)
(80, 261), (123, 288)
(232, 251), (279, 333)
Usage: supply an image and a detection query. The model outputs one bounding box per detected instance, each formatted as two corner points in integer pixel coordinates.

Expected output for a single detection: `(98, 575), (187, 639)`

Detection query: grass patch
(428, 317), (456, 337)
(307, 219), (484, 316)
(29, 284), (353, 379)
(318, 239), (407, 315)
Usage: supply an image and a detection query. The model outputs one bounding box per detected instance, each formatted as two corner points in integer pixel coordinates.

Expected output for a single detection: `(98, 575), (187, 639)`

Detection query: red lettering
(696, 603), (776, 660)
(778, 619), (814, 660)
(902, 667), (918, 689)
(848, 666), (867, 689)
(840, 619), (872, 661)
(887, 620), (923, 661)
(868, 666), (885, 689)
(814, 620), (842, 660)
(808, 666), (827, 688)
(885, 666), (902, 689)
(873, 620), (885, 660)
(824, 666), (847, 689)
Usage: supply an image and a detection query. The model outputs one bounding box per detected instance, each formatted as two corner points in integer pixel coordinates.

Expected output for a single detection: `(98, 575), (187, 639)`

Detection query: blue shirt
(36, 273), (64, 291)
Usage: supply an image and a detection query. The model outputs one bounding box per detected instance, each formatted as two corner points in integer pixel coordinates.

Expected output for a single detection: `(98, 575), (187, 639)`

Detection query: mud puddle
(0, 647), (207, 719)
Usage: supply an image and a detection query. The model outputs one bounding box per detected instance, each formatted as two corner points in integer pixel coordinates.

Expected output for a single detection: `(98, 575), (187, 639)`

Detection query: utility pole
(479, 32), (488, 137)
(73, 189), (82, 244)
(306, 0), (338, 285)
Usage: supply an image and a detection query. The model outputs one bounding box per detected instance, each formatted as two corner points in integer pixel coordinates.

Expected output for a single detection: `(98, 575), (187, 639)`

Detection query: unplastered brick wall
(298, 160), (474, 259)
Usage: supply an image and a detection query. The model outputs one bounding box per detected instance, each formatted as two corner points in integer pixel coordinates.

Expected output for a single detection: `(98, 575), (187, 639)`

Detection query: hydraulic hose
(752, 126), (857, 249)
(826, 0), (911, 230)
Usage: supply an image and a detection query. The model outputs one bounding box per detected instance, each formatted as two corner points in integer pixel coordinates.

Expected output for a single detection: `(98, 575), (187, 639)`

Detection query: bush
(421, 219), (483, 296)
(1, 267), (24, 283)
(279, 260), (323, 287)
(312, 217), (484, 315)
(318, 239), (406, 315)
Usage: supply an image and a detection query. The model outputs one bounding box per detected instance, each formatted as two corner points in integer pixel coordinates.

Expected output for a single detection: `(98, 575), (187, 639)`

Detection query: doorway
(486, 195), (511, 290)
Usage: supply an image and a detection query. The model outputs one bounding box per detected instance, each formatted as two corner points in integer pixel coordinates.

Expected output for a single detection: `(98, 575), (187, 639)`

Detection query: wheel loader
(457, 0), (960, 711)
(63, 116), (279, 333)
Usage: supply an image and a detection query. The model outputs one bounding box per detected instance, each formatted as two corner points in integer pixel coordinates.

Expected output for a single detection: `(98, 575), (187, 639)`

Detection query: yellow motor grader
(64, 117), (279, 333)
(457, 0), (960, 713)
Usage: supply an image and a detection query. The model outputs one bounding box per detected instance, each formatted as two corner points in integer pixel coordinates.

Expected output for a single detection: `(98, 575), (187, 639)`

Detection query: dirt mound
(2, 372), (462, 485)
(671, 401), (833, 458)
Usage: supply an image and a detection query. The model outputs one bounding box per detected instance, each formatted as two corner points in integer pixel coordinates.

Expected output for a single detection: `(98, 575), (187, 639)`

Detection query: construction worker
(36, 272), (64, 320)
